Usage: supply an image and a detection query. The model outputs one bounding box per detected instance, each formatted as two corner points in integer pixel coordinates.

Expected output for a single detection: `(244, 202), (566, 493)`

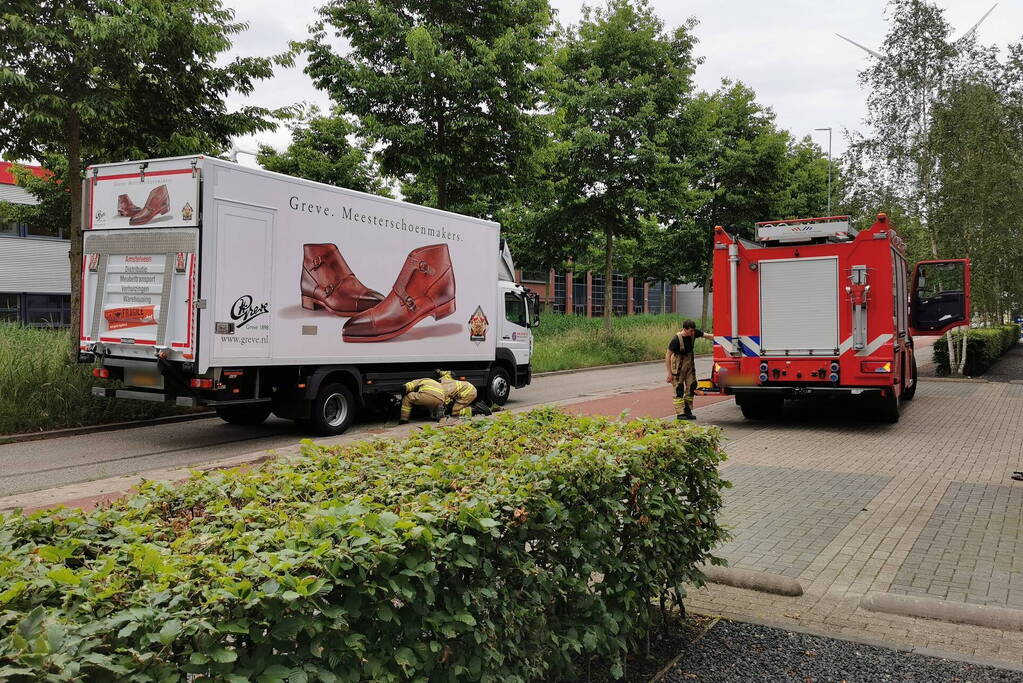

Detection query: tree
(0, 0), (288, 358)
(301, 0), (555, 216)
(929, 79), (1023, 321)
(0, 156), (68, 239)
(257, 106), (390, 196)
(678, 81), (791, 326)
(546, 0), (699, 335)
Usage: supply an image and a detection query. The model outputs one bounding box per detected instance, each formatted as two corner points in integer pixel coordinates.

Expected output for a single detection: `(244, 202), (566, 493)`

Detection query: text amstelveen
(289, 196), (462, 242)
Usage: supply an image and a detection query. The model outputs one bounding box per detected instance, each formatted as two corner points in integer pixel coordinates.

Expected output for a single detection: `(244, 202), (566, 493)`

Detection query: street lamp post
(814, 127), (832, 216)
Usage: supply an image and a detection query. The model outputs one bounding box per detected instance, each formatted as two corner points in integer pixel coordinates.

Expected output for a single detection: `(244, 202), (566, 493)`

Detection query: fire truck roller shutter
(759, 257), (839, 355)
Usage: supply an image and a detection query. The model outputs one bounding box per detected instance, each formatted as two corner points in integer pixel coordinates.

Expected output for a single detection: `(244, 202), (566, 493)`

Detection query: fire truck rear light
(860, 361), (892, 374)
(759, 362), (768, 372)
(758, 373), (768, 383)
(92, 368), (110, 379)
(830, 362), (840, 372)
(829, 373), (839, 382)
(189, 378), (214, 389)
(297, 383), (306, 389)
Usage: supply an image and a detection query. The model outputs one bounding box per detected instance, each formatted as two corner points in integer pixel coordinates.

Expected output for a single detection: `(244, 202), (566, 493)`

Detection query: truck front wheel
(215, 404), (272, 426)
(486, 366), (512, 406)
(309, 383), (355, 435)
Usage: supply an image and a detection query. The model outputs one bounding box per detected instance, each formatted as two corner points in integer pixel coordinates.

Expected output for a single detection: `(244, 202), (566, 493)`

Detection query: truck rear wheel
(486, 366), (512, 406)
(738, 395), (783, 420)
(309, 383), (355, 436)
(215, 404), (272, 426)
(876, 389), (901, 423)
(901, 357), (918, 401)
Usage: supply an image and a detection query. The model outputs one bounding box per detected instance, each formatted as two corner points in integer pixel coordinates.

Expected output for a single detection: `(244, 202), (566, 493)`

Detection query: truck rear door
(759, 256), (840, 356)
(80, 160), (201, 363)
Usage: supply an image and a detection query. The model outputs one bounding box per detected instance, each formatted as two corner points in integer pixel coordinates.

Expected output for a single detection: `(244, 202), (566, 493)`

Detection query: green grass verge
(532, 314), (712, 373)
(0, 325), (180, 434)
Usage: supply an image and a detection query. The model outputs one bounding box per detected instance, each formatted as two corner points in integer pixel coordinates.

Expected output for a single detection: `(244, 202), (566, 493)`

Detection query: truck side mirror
(527, 291), (541, 327)
(910, 259), (970, 337)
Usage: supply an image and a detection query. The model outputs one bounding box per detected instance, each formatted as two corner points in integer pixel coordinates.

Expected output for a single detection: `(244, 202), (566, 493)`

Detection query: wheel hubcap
(323, 393), (348, 427)
(492, 375), (509, 399)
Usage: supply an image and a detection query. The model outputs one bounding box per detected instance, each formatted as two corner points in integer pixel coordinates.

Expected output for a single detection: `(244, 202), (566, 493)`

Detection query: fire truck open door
(909, 259), (971, 337)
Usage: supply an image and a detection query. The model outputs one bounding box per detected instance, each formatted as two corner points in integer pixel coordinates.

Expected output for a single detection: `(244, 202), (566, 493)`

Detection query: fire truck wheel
(901, 357), (918, 401)
(876, 390), (901, 423)
(738, 395), (783, 420)
(215, 404), (272, 426)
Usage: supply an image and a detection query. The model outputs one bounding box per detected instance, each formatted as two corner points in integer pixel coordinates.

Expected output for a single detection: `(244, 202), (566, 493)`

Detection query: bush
(0, 409), (729, 682)
(932, 323), (1020, 376)
(533, 314), (713, 373)
(0, 325), (182, 434)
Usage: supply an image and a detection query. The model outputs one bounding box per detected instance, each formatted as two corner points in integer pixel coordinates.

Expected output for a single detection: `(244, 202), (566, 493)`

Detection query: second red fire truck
(708, 214), (969, 422)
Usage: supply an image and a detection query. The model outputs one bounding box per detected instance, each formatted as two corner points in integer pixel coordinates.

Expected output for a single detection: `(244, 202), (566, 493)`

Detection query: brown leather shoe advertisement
(301, 243), (384, 316)
(342, 244), (456, 343)
(298, 242), (456, 343)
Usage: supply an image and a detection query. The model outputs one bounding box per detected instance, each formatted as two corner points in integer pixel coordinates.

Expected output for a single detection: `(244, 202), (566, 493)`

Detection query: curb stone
(700, 566), (803, 597)
(860, 592), (1023, 632)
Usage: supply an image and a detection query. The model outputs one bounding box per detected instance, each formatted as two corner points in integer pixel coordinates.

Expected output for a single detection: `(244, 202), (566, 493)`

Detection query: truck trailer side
(80, 156), (538, 434)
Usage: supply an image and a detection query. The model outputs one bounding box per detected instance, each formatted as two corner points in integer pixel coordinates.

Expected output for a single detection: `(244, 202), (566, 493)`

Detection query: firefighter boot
(342, 244), (455, 342)
(301, 244), (385, 316)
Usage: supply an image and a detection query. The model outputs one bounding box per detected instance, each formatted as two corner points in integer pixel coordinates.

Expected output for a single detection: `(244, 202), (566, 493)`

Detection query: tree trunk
(701, 269), (711, 329)
(436, 104), (447, 211)
(67, 110), (83, 363)
(603, 230), (614, 336)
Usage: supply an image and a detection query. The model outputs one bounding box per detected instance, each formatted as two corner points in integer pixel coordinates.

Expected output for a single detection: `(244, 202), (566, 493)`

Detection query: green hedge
(0, 409), (729, 682)
(933, 324), (1020, 376)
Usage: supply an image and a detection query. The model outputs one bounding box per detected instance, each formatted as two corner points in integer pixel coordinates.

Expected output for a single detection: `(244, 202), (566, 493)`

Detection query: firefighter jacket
(440, 378), (476, 405)
(403, 378), (446, 401)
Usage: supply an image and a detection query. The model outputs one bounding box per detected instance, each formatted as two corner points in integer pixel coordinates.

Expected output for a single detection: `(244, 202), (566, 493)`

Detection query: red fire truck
(708, 214), (969, 422)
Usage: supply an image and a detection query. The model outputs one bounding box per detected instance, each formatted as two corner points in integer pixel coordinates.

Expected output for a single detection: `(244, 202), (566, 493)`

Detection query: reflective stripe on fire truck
(838, 333), (894, 356)
(714, 335), (761, 357)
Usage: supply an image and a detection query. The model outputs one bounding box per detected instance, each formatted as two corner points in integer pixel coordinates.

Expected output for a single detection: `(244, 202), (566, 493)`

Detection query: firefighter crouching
(437, 370), (477, 418)
(666, 319), (707, 421)
(399, 377), (446, 424)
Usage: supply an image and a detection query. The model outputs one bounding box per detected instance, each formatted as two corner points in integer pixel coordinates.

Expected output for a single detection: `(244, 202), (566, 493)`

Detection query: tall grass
(0, 325), (179, 434)
(532, 314), (712, 373)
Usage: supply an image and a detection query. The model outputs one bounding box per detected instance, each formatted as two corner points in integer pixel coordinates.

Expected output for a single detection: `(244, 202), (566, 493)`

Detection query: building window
(26, 222), (63, 239)
(520, 269), (547, 284)
(1, 221), (22, 237)
(24, 294), (71, 327)
(612, 273), (627, 316)
(591, 274), (605, 318)
(633, 280), (645, 314)
(572, 274), (587, 315)
(0, 293), (20, 322)
(553, 273), (566, 314)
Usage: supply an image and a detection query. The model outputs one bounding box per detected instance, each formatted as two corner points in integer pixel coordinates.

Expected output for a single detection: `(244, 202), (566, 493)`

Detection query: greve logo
(230, 295), (269, 329)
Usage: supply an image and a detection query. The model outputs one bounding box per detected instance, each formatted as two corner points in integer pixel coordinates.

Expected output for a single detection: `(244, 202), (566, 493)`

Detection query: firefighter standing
(399, 377), (446, 424)
(666, 319), (706, 421)
(437, 370), (478, 418)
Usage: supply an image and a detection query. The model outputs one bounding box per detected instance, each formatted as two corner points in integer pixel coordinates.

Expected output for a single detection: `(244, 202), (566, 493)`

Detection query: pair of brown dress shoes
(301, 243), (456, 343)
(117, 185), (171, 226)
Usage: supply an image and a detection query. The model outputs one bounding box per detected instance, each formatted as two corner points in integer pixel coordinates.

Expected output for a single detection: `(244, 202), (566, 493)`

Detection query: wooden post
(586, 271), (593, 318)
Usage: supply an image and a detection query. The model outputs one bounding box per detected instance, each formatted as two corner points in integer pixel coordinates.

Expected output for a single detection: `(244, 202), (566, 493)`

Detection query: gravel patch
(662, 619), (1021, 682)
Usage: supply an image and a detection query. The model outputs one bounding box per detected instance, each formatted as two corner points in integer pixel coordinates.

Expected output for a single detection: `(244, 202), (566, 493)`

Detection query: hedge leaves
(0, 408), (728, 681)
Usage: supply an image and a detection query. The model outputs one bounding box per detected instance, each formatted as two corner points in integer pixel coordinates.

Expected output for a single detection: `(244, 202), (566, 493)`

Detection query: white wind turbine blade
(954, 3), (997, 45)
(836, 33), (884, 59)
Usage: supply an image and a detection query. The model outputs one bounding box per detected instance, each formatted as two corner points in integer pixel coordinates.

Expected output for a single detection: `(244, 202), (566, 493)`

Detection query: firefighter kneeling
(399, 377), (446, 424)
(437, 370), (477, 418)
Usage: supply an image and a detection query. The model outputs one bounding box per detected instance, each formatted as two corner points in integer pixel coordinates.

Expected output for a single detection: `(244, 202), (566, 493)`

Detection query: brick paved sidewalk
(680, 376), (1023, 669)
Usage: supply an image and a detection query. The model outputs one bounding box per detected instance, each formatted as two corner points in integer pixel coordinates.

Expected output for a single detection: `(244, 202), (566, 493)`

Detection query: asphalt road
(0, 360), (704, 497)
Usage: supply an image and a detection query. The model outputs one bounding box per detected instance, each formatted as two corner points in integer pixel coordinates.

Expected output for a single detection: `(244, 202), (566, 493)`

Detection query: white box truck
(80, 155), (539, 434)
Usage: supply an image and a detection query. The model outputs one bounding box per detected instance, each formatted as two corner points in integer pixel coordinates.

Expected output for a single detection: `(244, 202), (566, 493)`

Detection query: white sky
(222, 1), (1019, 166)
